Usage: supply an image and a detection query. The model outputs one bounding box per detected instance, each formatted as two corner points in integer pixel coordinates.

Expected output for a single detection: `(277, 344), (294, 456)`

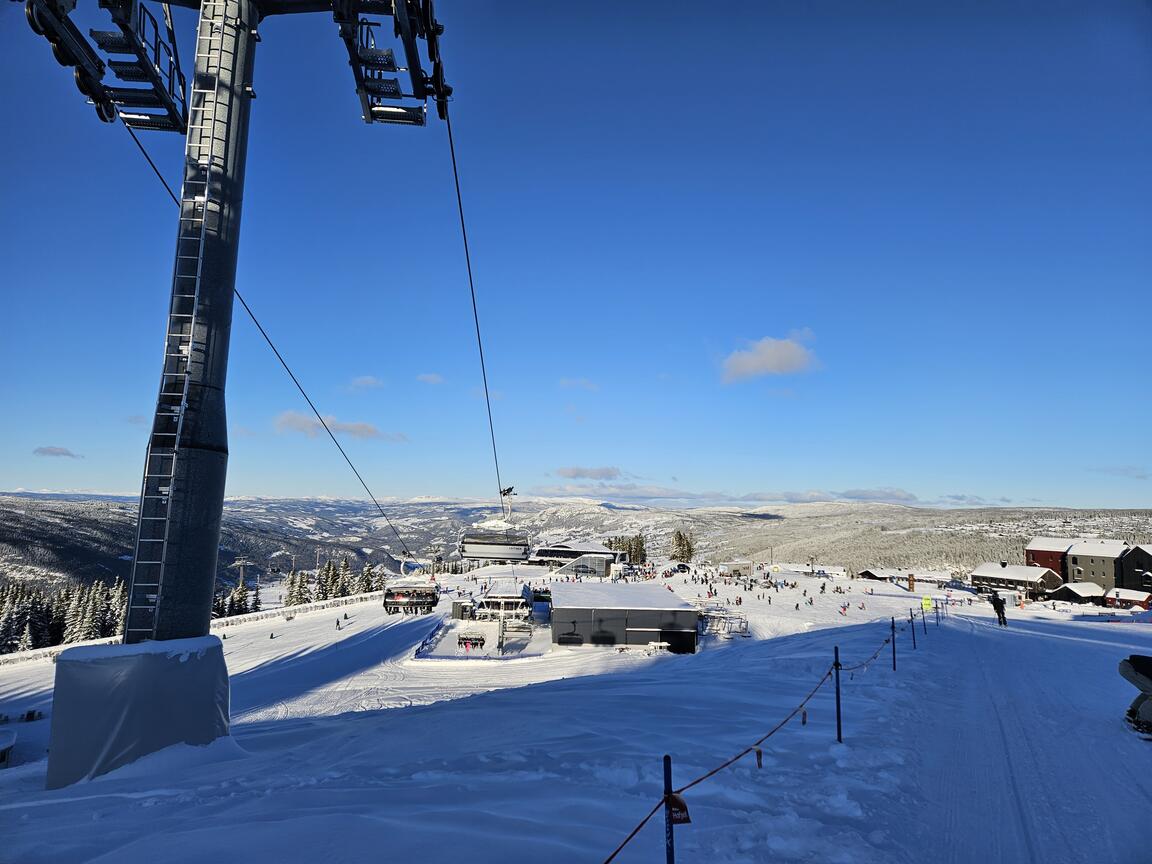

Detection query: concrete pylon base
(46, 636), (230, 789)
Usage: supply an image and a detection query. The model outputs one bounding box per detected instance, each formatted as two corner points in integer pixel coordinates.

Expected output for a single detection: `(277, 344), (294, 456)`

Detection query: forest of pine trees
(0, 578), (126, 656)
(670, 529), (696, 563)
(279, 559), (383, 609)
(605, 534), (647, 564)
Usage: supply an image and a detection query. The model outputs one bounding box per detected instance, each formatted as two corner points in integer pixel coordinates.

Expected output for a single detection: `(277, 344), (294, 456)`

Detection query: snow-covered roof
(1066, 539), (1129, 558)
(1025, 537), (1078, 553)
(551, 583), (694, 611)
(860, 569), (952, 582)
(970, 563), (1057, 583)
(1107, 588), (1152, 602)
(539, 540), (613, 554)
(1053, 582), (1105, 597)
(483, 579), (527, 599)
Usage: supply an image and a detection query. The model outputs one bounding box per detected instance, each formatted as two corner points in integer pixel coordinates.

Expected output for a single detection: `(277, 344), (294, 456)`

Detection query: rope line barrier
(602, 618), (927, 863)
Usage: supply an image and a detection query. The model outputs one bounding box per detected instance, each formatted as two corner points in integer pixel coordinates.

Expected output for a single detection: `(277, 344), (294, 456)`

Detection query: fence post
(833, 646), (843, 743)
(663, 754), (675, 864)
(909, 610), (917, 649)
(921, 608), (928, 636)
(891, 617), (897, 671)
(935, 604), (940, 627)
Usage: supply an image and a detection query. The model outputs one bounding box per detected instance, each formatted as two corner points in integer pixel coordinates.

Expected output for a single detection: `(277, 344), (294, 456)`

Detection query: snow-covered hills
(2, 492), (1150, 591)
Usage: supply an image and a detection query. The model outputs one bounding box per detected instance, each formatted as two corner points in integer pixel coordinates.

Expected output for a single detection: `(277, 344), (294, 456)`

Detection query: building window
(1072, 557), (1078, 565)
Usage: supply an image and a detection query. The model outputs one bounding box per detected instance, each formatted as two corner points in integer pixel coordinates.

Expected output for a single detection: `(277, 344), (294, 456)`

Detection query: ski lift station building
(532, 539), (628, 565)
(550, 583), (700, 654)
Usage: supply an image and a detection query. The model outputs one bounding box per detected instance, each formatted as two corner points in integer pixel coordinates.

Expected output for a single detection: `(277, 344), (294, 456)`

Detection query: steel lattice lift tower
(19, 0), (451, 787)
(20, 0), (451, 644)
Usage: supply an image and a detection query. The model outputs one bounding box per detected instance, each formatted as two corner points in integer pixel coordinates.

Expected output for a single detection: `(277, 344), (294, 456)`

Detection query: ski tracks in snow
(919, 616), (1150, 864)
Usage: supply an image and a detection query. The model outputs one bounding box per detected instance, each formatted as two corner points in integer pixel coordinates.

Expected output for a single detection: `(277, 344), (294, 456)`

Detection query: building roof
(970, 563), (1058, 583)
(1025, 537), (1078, 553)
(1107, 588), (1152, 602)
(551, 582), (694, 611)
(483, 579), (528, 599)
(1052, 582), (1105, 598)
(537, 540), (614, 555)
(859, 568), (952, 582)
(1066, 539), (1129, 559)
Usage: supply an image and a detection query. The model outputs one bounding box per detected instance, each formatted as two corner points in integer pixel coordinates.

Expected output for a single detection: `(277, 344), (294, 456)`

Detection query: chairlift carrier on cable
(457, 529), (530, 563)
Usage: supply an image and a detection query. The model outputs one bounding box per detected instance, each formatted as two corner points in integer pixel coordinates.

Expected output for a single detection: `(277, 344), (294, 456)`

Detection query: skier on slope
(990, 592), (1007, 627)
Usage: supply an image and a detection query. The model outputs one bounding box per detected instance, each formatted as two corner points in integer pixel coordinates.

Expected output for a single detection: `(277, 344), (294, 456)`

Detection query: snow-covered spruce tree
(0, 601), (15, 655)
(335, 557), (352, 598)
(670, 529), (696, 563)
(63, 589), (85, 643)
(358, 562), (375, 594)
(251, 583), (262, 613)
(231, 576), (249, 616)
(17, 621), (34, 653)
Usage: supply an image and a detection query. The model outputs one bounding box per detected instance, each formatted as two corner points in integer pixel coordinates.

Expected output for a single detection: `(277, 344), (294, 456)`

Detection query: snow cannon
(1119, 655), (1152, 734)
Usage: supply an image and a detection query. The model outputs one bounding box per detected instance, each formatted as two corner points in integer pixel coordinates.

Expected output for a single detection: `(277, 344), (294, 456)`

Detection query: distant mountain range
(2, 492), (1150, 592)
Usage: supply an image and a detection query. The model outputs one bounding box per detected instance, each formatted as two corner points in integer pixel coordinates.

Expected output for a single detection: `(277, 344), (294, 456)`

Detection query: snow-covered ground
(1, 568), (1149, 863)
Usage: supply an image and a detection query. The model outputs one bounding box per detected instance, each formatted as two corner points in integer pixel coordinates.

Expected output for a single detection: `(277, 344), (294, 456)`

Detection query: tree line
(280, 558), (385, 607)
(0, 557), (399, 656)
(0, 578), (126, 655)
(605, 534), (648, 564)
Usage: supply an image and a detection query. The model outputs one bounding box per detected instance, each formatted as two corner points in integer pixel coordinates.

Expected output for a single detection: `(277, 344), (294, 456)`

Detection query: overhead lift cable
(122, 124), (414, 561)
(443, 108), (509, 522)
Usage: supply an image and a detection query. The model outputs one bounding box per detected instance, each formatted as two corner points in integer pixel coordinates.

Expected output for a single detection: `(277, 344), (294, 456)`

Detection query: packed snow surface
(1, 567), (1150, 863)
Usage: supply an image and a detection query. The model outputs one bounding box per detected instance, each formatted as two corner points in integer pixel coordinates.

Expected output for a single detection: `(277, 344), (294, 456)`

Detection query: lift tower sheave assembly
(22, 0), (452, 788)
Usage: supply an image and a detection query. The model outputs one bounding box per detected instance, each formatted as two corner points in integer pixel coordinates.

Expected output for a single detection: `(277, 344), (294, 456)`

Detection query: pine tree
(251, 583), (262, 613)
(17, 621), (34, 652)
(63, 589), (85, 643)
(232, 575), (250, 616)
(670, 529), (696, 563)
(358, 563), (375, 594)
(336, 557), (352, 598)
(316, 561), (332, 601)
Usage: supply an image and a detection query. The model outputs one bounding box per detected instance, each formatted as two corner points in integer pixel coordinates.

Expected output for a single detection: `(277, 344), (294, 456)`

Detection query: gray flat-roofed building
(1119, 545), (1152, 593)
(970, 563), (1062, 597)
(1066, 540), (1129, 591)
(550, 583), (699, 654)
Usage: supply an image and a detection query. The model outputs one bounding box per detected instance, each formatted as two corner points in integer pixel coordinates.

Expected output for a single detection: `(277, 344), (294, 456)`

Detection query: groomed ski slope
(1, 572), (1149, 864)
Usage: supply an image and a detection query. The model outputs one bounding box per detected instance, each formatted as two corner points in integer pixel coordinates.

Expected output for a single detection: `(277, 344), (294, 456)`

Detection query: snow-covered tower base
(45, 637), (230, 789)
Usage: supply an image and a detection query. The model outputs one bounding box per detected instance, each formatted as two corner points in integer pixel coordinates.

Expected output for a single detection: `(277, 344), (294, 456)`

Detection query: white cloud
(274, 411), (406, 442)
(559, 377), (599, 391)
(416, 373), (444, 385)
(348, 375), (384, 391)
(722, 329), (816, 382)
(33, 446), (82, 459)
(555, 466), (621, 480)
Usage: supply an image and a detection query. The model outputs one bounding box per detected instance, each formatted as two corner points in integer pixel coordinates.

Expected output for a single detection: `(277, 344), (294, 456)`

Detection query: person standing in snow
(991, 592), (1007, 627)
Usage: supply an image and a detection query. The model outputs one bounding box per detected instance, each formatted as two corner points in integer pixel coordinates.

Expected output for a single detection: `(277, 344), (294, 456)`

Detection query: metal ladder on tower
(124, 0), (233, 642)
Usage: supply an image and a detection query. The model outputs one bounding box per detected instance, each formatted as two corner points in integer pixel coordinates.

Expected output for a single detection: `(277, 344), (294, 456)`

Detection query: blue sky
(2, 0), (1151, 508)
